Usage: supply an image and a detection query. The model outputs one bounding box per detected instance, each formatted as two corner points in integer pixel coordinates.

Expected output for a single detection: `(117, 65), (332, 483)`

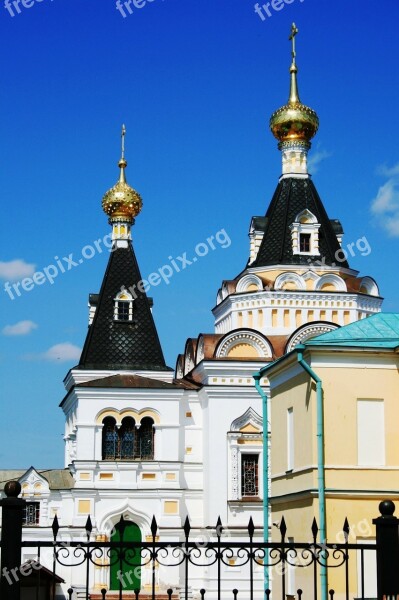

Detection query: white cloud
(308, 149), (332, 174)
(42, 343), (81, 362)
(24, 342), (81, 363)
(0, 259), (36, 281)
(370, 164), (399, 237)
(2, 320), (38, 336)
(376, 162), (399, 178)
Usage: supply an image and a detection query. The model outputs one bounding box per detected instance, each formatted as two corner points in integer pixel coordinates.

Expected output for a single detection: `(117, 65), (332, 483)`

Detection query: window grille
(241, 454), (259, 497)
(117, 301), (130, 321)
(138, 418), (154, 459)
(102, 417), (154, 460)
(120, 417), (135, 459)
(102, 418), (119, 460)
(23, 502), (40, 526)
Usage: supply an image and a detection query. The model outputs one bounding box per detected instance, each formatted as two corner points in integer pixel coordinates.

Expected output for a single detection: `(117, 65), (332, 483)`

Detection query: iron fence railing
(1, 486), (398, 600)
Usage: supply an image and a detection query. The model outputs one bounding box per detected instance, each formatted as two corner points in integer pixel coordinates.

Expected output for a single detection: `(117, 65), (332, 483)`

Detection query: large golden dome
(270, 25), (319, 145)
(102, 157), (143, 224)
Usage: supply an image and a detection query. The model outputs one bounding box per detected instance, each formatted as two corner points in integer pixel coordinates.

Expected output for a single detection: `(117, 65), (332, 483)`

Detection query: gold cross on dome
(289, 23), (299, 62)
(121, 124), (126, 159)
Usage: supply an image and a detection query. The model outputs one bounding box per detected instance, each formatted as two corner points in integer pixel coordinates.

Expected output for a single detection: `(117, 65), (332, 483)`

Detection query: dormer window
(114, 288), (133, 322)
(290, 209), (320, 256)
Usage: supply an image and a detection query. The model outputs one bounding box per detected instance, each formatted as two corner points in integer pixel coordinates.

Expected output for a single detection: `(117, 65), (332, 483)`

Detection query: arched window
(114, 288), (133, 322)
(119, 417), (136, 459)
(138, 418), (154, 459)
(102, 417), (118, 460)
(101, 415), (155, 460)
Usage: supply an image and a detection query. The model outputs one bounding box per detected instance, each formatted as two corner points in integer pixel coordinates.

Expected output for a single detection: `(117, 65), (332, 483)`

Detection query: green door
(110, 521), (142, 591)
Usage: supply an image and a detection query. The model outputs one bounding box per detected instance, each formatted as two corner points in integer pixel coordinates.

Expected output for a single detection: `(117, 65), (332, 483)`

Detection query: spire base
(279, 139), (310, 176)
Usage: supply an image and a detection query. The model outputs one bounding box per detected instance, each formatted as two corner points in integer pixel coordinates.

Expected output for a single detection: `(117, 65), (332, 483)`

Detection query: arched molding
(230, 407), (263, 433)
(115, 288), (133, 301)
(274, 272), (306, 291)
(295, 208), (318, 224)
(98, 500), (152, 537)
(215, 329), (273, 359)
(183, 339), (197, 375)
(236, 274), (263, 293)
(195, 336), (205, 364)
(315, 274), (347, 292)
(96, 408), (160, 426)
(359, 276), (379, 297)
(286, 321), (339, 353)
(175, 354), (184, 380)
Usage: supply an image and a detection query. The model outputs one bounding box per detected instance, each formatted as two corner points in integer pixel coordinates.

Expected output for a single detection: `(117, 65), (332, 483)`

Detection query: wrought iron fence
(1, 488), (399, 600)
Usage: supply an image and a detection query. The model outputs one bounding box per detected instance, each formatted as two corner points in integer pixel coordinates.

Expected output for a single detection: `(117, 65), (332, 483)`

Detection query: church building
(0, 25), (382, 599)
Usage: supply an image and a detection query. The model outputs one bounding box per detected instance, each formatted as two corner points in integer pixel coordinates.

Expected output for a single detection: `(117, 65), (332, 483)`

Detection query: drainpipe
(253, 371), (269, 590)
(296, 345), (327, 600)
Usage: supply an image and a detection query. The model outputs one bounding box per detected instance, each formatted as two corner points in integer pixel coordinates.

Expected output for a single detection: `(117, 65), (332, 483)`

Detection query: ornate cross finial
(289, 23), (299, 63)
(121, 124), (126, 159)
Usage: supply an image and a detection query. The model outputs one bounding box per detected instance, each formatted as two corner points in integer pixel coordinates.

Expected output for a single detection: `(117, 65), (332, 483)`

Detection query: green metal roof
(306, 313), (399, 348)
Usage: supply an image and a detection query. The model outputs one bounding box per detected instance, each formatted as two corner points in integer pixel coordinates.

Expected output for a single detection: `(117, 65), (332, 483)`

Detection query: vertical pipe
(253, 372), (269, 590)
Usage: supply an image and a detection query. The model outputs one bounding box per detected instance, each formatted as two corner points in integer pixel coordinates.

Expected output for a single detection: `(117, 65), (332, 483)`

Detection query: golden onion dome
(102, 127), (143, 224)
(270, 25), (319, 145)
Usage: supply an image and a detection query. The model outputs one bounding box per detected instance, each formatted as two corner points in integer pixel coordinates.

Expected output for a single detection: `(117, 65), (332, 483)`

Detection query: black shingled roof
(252, 177), (349, 269)
(79, 243), (171, 371)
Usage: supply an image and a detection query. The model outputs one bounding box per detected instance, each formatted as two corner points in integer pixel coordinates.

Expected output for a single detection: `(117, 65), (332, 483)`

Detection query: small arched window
(102, 417), (118, 460)
(114, 288), (133, 322)
(119, 417), (136, 459)
(101, 416), (155, 460)
(138, 417), (154, 459)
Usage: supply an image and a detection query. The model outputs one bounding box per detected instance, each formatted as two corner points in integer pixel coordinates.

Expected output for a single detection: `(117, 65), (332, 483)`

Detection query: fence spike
(280, 516), (287, 540)
(265, 589), (271, 599)
(343, 517), (350, 541)
(67, 588), (73, 600)
(297, 589), (303, 600)
(52, 514), (60, 540)
(85, 515), (93, 538)
(216, 516), (223, 537)
(233, 589), (238, 599)
(134, 589), (140, 599)
(151, 515), (158, 537)
(248, 517), (255, 538)
(167, 589), (173, 599)
(311, 517), (319, 540)
(329, 590), (335, 600)
(183, 515), (191, 538)
(101, 589), (107, 599)
(200, 589), (206, 599)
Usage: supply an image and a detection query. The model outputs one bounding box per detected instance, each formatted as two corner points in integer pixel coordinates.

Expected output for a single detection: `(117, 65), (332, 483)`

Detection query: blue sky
(1, 0), (398, 468)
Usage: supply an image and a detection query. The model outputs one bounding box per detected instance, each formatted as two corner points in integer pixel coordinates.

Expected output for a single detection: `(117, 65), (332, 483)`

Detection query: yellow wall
(268, 350), (399, 600)
(271, 371), (317, 498)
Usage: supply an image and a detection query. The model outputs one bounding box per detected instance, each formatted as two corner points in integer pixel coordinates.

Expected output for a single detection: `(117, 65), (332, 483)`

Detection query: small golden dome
(270, 25), (319, 145)
(102, 157), (143, 224)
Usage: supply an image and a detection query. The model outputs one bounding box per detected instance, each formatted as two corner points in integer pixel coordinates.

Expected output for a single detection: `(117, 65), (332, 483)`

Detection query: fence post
(373, 500), (399, 600)
(0, 481), (26, 600)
